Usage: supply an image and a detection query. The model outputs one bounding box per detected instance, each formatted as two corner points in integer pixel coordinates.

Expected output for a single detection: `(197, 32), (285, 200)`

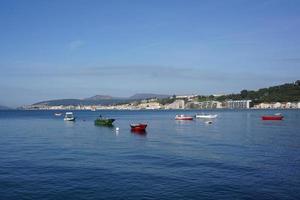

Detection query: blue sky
(0, 0), (300, 107)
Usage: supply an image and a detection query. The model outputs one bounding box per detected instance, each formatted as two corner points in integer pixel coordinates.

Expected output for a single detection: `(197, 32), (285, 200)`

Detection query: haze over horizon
(1, 0), (300, 107)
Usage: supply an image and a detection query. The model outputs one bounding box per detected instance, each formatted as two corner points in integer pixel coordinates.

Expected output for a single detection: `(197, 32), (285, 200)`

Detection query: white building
(255, 103), (272, 109)
(226, 100), (252, 109)
(165, 100), (185, 109)
(137, 102), (161, 109)
(273, 102), (282, 109)
(198, 101), (222, 109)
(175, 94), (197, 101)
(286, 102), (292, 108)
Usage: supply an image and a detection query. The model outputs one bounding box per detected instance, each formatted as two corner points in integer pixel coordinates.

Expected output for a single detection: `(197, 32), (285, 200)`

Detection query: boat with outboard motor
(64, 112), (76, 121)
(94, 115), (115, 126)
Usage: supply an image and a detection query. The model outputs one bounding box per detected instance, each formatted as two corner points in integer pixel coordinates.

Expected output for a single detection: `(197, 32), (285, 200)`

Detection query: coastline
(11, 108), (300, 111)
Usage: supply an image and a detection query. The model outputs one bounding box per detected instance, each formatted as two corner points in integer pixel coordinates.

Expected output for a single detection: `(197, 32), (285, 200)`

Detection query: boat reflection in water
(131, 129), (147, 136)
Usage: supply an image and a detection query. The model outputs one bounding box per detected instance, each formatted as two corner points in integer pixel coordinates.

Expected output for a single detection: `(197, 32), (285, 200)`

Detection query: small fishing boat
(195, 113), (218, 119)
(262, 115), (284, 120)
(175, 114), (193, 120)
(54, 113), (62, 116)
(130, 123), (147, 131)
(205, 121), (213, 124)
(64, 112), (76, 121)
(94, 115), (115, 126)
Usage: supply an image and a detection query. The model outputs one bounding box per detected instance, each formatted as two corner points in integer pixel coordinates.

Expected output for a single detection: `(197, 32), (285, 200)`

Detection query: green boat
(94, 116), (115, 126)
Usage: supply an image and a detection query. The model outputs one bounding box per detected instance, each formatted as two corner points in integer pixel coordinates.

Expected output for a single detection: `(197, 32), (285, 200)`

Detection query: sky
(0, 0), (300, 107)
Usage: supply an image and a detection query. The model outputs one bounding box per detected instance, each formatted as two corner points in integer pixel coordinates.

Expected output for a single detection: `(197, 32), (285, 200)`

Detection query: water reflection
(175, 120), (194, 125)
(131, 129), (147, 137)
(94, 124), (116, 135)
(94, 124), (114, 128)
(1, 110), (300, 200)
(64, 121), (75, 127)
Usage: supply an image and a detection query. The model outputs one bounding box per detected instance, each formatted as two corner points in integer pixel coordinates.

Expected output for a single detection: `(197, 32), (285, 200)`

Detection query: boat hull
(175, 117), (193, 120)
(64, 117), (76, 121)
(262, 116), (284, 120)
(95, 118), (115, 126)
(195, 114), (217, 119)
(130, 124), (147, 131)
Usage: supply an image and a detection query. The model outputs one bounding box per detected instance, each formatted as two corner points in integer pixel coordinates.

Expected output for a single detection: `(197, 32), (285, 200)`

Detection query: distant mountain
(30, 93), (171, 107)
(0, 105), (11, 110)
(32, 97), (129, 107)
(33, 99), (84, 106)
(84, 95), (114, 101)
(129, 93), (171, 100)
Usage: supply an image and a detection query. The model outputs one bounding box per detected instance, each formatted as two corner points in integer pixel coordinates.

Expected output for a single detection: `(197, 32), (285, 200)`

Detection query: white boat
(64, 112), (76, 121)
(175, 114), (194, 120)
(195, 114), (218, 119)
(54, 113), (62, 116)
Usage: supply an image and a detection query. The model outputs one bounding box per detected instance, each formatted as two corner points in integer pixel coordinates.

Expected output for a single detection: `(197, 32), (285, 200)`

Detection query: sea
(0, 109), (299, 200)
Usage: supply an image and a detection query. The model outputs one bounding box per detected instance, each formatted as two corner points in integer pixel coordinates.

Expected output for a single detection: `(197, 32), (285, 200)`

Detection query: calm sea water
(0, 110), (299, 200)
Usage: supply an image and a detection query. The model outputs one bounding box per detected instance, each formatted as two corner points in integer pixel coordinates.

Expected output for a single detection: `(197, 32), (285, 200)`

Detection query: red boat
(130, 123), (147, 131)
(175, 115), (193, 120)
(262, 115), (284, 120)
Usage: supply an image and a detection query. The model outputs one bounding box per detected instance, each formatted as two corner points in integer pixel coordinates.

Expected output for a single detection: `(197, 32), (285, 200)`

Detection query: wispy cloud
(1, 64), (297, 82)
(68, 40), (85, 51)
(277, 57), (300, 63)
(79, 65), (297, 83)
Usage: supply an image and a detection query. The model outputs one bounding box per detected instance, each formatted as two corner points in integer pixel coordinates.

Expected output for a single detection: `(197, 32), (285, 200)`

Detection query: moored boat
(54, 113), (62, 116)
(64, 112), (76, 121)
(262, 115), (284, 120)
(130, 123), (147, 131)
(175, 114), (193, 120)
(94, 116), (115, 126)
(195, 114), (218, 119)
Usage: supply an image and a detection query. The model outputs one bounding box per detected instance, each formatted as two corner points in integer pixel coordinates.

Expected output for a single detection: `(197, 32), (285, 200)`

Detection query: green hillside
(214, 81), (300, 103)
(194, 81), (300, 103)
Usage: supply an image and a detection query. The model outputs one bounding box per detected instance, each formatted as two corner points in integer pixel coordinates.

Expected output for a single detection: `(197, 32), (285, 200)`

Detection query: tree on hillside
(240, 90), (248, 99)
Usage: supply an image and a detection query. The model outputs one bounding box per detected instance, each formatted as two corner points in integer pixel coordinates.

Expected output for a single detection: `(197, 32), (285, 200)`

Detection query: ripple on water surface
(0, 110), (299, 200)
